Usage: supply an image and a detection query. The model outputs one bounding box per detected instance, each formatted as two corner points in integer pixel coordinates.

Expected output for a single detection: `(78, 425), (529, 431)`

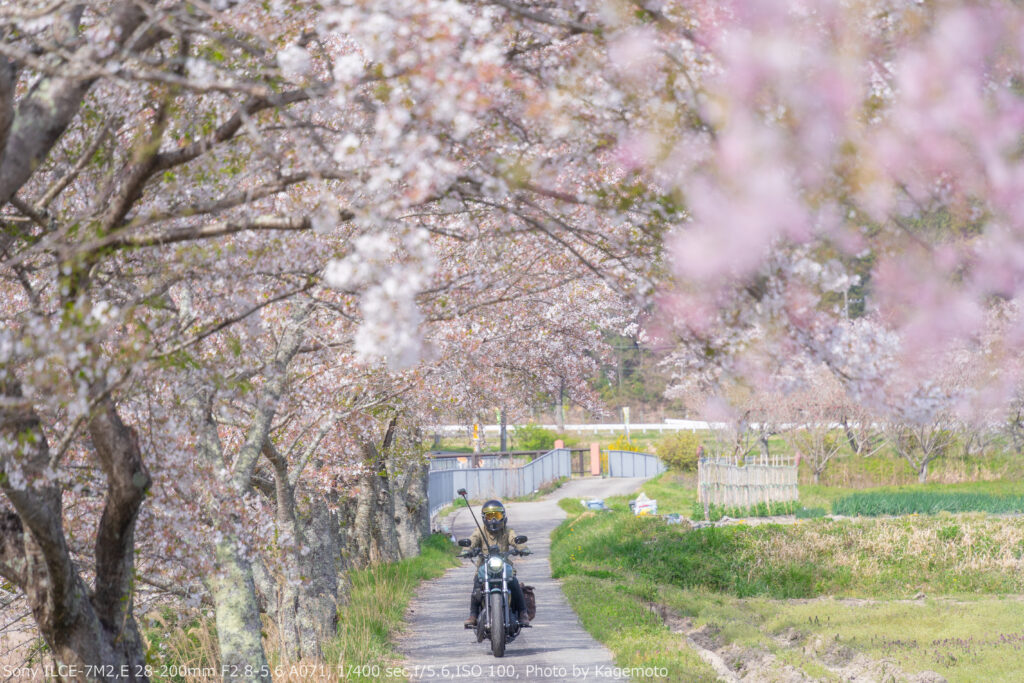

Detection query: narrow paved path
(400, 477), (647, 683)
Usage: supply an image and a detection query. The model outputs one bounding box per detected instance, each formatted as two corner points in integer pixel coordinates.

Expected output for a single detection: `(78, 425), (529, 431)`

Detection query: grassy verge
(327, 534), (460, 681)
(552, 498), (719, 680)
(550, 500), (1024, 681)
(559, 575), (718, 682)
(433, 496), (470, 520)
(554, 509), (1024, 597)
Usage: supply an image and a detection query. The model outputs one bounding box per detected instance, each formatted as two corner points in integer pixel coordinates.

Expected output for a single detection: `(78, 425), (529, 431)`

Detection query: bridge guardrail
(428, 448), (572, 519)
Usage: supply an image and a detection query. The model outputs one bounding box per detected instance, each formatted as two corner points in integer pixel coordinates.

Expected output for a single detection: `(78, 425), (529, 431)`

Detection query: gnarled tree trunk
(260, 439), (348, 662)
(388, 457), (430, 559)
(352, 418), (401, 566)
(0, 379), (150, 680)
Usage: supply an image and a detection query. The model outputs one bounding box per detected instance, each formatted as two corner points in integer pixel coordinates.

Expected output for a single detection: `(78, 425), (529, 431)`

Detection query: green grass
(554, 510), (1024, 598)
(551, 501), (1024, 682)
(794, 506), (827, 519)
(690, 500), (798, 521)
(326, 534), (460, 681)
(761, 597), (1024, 683)
(832, 490), (1024, 516)
(559, 576), (718, 682)
(654, 588), (1024, 683)
(635, 472), (699, 514)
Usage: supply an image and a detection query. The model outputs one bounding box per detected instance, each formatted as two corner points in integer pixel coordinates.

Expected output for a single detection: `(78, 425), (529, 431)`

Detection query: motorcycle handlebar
(458, 547), (530, 559)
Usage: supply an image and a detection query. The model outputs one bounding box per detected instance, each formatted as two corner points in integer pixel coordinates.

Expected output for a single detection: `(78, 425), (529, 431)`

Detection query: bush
(607, 433), (634, 451)
(514, 423), (556, 451)
(657, 431), (701, 471)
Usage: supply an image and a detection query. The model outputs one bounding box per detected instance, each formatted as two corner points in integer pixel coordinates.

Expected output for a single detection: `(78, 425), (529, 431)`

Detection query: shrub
(607, 433), (634, 451)
(514, 423), (556, 451)
(657, 431), (701, 471)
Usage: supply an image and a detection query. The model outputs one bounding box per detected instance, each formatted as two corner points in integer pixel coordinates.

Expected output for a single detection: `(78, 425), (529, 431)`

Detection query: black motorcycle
(455, 489), (531, 657)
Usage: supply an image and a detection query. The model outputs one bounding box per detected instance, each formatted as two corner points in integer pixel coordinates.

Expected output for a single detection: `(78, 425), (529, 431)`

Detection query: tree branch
(0, 1), (151, 205)
(152, 88), (317, 173)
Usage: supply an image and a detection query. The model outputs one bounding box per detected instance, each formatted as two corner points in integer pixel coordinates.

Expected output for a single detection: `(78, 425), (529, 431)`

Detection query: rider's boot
(464, 614), (478, 629)
(518, 611), (531, 627)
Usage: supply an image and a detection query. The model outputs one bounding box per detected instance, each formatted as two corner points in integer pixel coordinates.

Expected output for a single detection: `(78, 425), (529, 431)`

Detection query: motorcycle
(455, 488), (531, 658)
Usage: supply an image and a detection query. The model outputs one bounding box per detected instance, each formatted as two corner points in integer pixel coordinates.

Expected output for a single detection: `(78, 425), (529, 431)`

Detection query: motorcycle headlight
(487, 556), (504, 574)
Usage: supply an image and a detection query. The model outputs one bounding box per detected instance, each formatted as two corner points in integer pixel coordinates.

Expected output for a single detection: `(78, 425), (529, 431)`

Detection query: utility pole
(499, 407), (507, 452)
(556, 378), (566, 432)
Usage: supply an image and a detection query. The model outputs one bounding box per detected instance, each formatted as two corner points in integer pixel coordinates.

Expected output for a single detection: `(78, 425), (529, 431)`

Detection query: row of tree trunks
(252, 417), (431, 666)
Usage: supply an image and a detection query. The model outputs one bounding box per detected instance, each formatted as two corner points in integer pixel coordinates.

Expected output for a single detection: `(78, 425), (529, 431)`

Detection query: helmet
(481, 499), (506, 534)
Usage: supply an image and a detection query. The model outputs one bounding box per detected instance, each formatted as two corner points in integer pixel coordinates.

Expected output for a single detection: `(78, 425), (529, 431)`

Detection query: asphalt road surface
(400, 476), (649, 683)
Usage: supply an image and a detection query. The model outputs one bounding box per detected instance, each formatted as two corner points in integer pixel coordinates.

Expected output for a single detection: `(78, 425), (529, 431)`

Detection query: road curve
(399, 476), (648, 683)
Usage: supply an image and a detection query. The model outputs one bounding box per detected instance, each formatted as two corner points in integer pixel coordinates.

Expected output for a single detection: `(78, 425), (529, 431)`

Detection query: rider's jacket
(467, 526), (526, 567)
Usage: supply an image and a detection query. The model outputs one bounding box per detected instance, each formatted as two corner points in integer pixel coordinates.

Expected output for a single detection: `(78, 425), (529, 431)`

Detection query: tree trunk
(190, 391), (271, 681)
(918, 461), (929, 484)
(373, 469), (401, 563)
(0, 379), (151, 680)
(388, 458), (430, 559)
(295, 499), (345, 659)
(352, 467), (400, 564)
(190, 305), (310, 674)
(211, 541), (271, 682)
(353, 419), (402, 566)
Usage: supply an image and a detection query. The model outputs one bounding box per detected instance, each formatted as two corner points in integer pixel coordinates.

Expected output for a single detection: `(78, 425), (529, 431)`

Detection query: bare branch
(487, 0), (600, 35)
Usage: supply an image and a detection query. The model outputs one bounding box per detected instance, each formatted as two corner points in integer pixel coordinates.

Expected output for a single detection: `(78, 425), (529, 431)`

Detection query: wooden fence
(697, 456), (798, 508)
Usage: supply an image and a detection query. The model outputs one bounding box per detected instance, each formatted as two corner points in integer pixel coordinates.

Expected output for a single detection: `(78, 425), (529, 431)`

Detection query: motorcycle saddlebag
(522, 585), (536, 621)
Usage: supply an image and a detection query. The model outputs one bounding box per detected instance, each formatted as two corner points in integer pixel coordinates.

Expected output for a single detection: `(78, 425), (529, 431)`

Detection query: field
(551, 471), (1024, 682)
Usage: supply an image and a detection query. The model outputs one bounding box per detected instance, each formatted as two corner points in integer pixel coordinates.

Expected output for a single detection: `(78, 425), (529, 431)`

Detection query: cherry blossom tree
(780, 369), (849, 485)
(0, 4), (653, 677)
(13, 0), (1024, 677)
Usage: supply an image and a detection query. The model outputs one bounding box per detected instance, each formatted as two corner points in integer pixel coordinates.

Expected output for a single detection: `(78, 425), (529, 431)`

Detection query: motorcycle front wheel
(489, 592), (506, 657)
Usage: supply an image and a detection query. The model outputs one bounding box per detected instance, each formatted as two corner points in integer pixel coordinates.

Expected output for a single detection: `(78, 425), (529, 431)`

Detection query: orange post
(554, 439), (564, 449)
(590, 443), (601, 476)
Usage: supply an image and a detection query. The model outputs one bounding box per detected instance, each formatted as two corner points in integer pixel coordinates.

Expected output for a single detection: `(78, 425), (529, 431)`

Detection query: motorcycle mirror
(457, 488), (468, 496)
(457, 539), (472, 547)
(514, 535), (528, 544)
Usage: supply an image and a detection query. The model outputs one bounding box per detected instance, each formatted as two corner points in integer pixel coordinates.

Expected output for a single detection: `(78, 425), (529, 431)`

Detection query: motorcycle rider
(461, 499), (531, 628)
